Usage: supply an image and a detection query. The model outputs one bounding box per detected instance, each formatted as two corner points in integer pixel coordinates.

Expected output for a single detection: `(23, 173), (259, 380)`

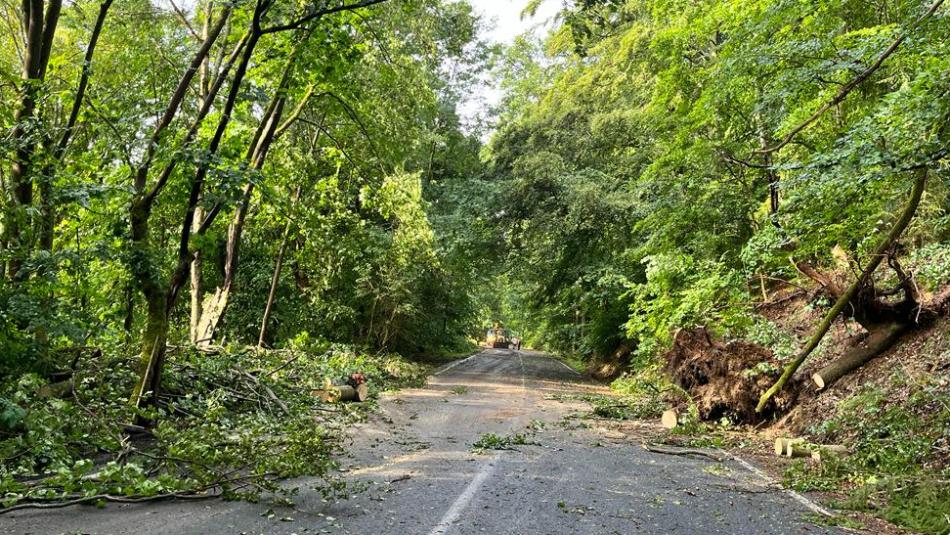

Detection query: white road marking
(433, 353), (478, 376)
(518, 354), (526, 392)
(549, 356), (582, 376)
(727, 452), (835, 517)
(426, 456), (499, 535)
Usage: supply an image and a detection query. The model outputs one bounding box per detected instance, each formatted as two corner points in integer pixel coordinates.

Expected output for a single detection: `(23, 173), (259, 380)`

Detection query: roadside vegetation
(0, 0), (489, 512)
(476, 1), (950, 533)
(0, 344), (430, 510)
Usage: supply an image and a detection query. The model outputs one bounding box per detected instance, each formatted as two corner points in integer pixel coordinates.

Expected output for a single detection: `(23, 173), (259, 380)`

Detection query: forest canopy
(486, 0), (950, 368)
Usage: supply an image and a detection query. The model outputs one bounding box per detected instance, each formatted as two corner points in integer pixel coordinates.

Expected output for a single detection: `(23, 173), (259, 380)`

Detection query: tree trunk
(5, 0), (62, 277)
(165, 27), (263, 325)
(258, 186), (300, 347)
(812, 322), (908, 390)
(127, 5), (244, 413)
(189, 207), (205, 344)
(131, 286), (169, 415)
(188, 1), (213, 345)
(758, 124), (780, 227)
(124, 283), (135, 341)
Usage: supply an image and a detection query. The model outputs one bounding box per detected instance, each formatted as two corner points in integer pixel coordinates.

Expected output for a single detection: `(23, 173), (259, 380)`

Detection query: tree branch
(758, 0), (946, 154)
(168, 0), (201, 41)
(133, 5), (233, 193)
(52, 0), (113, 161)
(143, 30), (251, 207)
(260, 0), (390, 34)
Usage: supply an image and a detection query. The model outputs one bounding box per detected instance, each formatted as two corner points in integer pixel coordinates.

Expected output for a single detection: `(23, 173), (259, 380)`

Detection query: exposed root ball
(665, 327), (798, 424)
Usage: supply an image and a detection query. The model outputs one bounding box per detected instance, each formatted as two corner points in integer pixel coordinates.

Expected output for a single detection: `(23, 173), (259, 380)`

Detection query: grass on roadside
(783, 369), (950, 535)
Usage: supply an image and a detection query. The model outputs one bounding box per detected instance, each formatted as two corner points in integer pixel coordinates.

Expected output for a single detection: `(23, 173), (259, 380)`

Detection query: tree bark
(786, 443), (848, 459)
(758, 126), (780, 227)
(189, 206), (205, 344)
(812, 322), (908, 390)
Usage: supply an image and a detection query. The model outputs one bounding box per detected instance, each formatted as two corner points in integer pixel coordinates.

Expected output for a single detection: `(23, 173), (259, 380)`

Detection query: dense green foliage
(0, 0), (490, 509)
(484, 0), (950, 363)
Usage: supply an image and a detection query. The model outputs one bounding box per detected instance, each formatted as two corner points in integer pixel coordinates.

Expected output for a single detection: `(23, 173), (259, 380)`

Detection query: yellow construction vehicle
(486, 323), (511, 348)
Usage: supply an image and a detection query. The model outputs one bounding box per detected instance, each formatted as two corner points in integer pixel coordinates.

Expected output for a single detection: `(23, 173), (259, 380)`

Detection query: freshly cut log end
(812, 322), (908, 391)
(661, 410), (679, 429)
(774, 437), (804, 456)
(312, 383), (369, 403)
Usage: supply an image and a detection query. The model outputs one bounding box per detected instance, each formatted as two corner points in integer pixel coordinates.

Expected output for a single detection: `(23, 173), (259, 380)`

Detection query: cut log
(786, 444), (814, 459)
(351, 383), (369, 402)
(774, 437), (804, 456)
(812, 322), (908, 390)
(312, 383), (369, 403)
(785, 442), (848, 459)
(810, 445), (849, 463)
(661, 410), (679, 429)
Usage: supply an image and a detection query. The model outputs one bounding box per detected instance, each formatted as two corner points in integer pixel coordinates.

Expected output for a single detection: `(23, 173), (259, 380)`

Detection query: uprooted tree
(756, 170), (930, 412)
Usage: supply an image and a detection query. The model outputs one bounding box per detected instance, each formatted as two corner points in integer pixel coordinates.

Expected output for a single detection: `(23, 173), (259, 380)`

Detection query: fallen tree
(756, 170), (929, 412)
(811, 322), (909, 390)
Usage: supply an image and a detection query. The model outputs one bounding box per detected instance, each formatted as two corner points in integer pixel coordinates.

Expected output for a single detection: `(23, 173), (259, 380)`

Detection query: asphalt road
(4, 349), (844, 535)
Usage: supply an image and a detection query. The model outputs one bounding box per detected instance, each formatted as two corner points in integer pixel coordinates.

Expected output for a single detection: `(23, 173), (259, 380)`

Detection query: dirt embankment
(659, 285), (949, 432)
(588, 342), (633, 381)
